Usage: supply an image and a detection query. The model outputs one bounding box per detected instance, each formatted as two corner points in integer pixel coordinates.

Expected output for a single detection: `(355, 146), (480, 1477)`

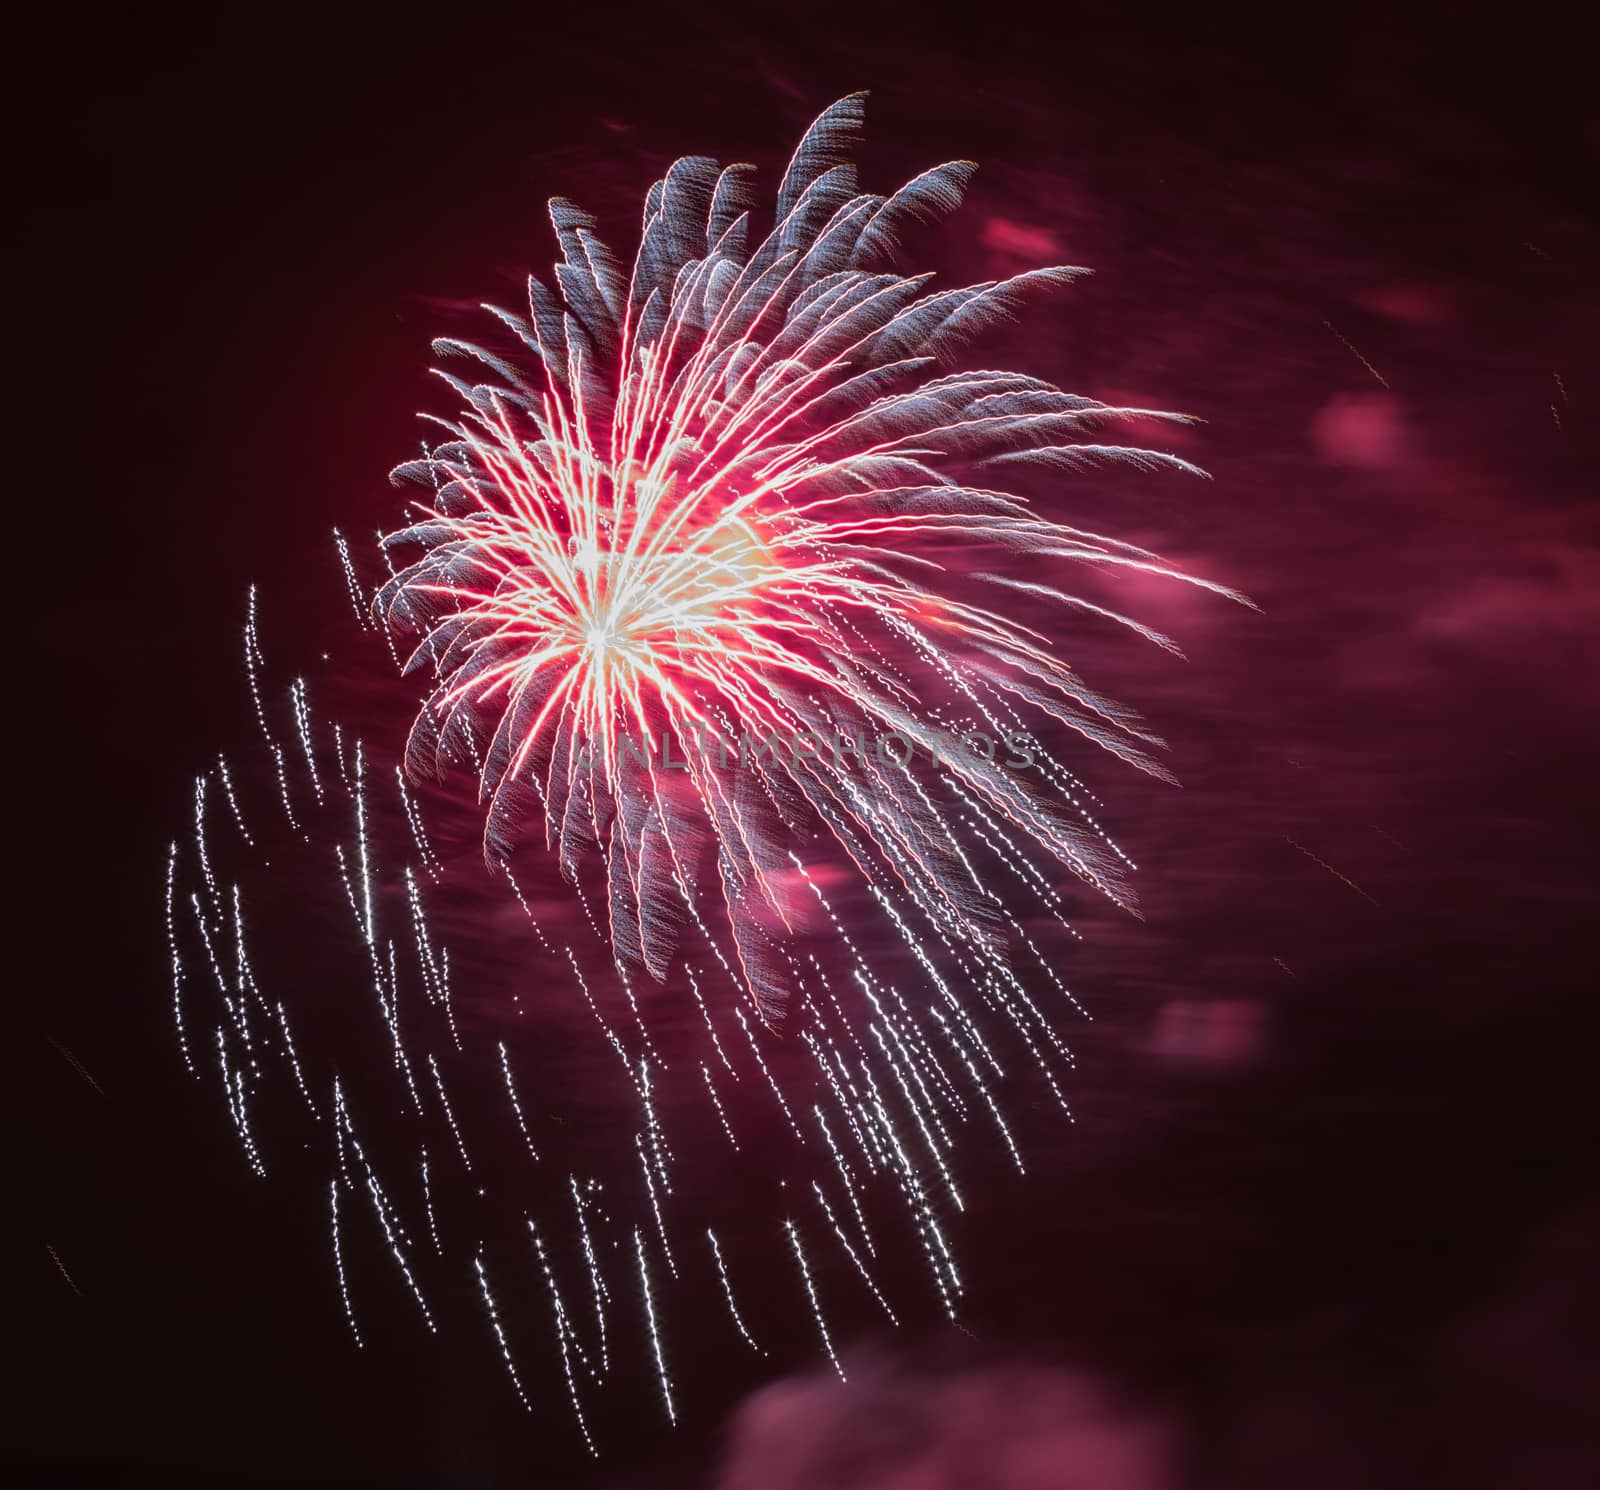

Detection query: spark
(1286, 834), (1378, 905)
(45, 1035), (105, 1098)
(352, 741), (375, 947)
(570, 1175), (610, 1375)
(707, 1228), (763, 1354)
(192, 777), (218, 903)
(217, 1027), (265, 1177)
(334, 527), (374, 629)
(329, 1178), (363, 1347)
(274, 1002), (318, 1117)
(427, 1053), (473, 1170)
(474, 1253), (532, 1411)
(46, 1244), (82, 1297)
(420, 1148), (442, 1253)
(813, 1105), (875, 1251)
(290, 679), (325, 804)
(499, 1041), (541, 1161)
(499, 856), (553, 952)
(216, 756), (254, 847)
(1322, 319), (1391, 389)
(636, 1132), (676, 1277)
(812, 1180), (897, 1324)
(734, 1006), (804, 1142)
(701, 1063), (739, 1149)
(638, 1057), (672, 1187)
(396, 767), (441, 877)
(529, 1220), (598, 1455)
(165, 842), (194, 1074)
(687, 964), (736, 1077)
(786, 1218), (846, 1381)
(336, 1085), (436, 1331)
(634, 1228), (675, 1424)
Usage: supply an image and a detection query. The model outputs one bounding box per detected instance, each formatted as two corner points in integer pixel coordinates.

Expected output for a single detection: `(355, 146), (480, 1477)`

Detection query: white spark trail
(635, 1229), (675, 1424)
(474, 1254), (532, 1411)
(330, 1178), (363, 1347)
(786, 1219), (846, 1381)
(707, 1229), (763, 1354)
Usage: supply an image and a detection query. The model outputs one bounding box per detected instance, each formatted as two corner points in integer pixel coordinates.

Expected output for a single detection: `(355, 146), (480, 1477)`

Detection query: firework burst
(167, 96), (1241, 1449)
(379, 91), (1238, 1018)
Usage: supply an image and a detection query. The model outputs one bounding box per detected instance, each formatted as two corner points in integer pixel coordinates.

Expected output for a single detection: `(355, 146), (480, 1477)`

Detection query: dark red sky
(17, 5), (1597, 1487)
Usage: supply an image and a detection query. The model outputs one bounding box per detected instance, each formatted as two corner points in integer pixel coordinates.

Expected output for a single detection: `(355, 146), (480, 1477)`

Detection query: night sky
(18, 7), (1598, 1487)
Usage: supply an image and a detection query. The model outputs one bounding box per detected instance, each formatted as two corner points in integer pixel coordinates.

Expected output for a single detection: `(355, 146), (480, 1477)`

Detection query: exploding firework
(378, 91), (1239, 1018)
(167, 96), (1239, 1450)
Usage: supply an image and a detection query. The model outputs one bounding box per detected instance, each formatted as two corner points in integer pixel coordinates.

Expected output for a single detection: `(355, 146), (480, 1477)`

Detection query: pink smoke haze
(1311, 394), (1413, 468)
(717, 1358), (1175, 1490)
(981, 216), (1065, 265)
